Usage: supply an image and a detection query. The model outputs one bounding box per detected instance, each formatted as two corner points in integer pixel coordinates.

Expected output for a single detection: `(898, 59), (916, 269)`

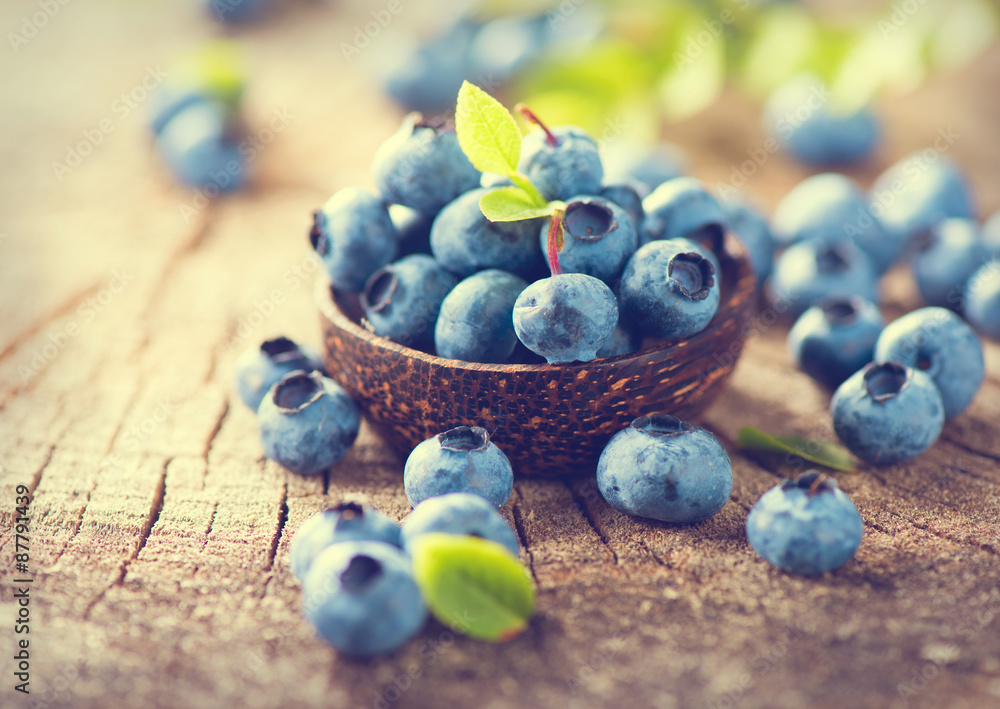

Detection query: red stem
(515, 104), (560, 147)
(547, 209), (565, 276)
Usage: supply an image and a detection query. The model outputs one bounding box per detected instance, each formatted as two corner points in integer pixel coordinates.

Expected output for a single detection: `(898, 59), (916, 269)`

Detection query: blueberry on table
(873, 307), (984, 421)
(430, 188), (546, 280)
(539, 196), (637, 285)
(910, 219), (989, 309)
(983, 210), (1000, 258)
(303, 541), (427, 657)
(404, 426), (514, 509)
(154, 99), (246, 192)
(290, 501), (402, 581)
(746, 471), (864, 575)
(788, 297), (884, 390)
(234, 336), (323, 411)
(964, 262), (1000, 340)
(310, 187), (398, 293)
(512, 273), (619, 364)
(257, 370), (361, 476)
(771, 173), (900, 274)
(373, 113), (481, 215)
(620, 240), (720, 340)
(361, 254), (458, 349)
(764, 74), (879, 167)
(870, 154), (976, 246)
(434, 269), (528, 363)
(601, 141), (686, 194)
(596, 414), (733, 524)
(831, 361), (945, 464)
(516, 110), (603, 202)
(205, 0), (270, 24)
(640, 177), (728, 253)
(401, 492), (519, 556)
(770, 239), (879, 318)
(722, 197), (775, 287)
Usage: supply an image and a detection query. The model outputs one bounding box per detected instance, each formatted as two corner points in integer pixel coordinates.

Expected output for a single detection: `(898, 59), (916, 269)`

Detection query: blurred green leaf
(479, 186), (553, 221)
(738, 427), (856, 473)
(173, 39), (246, 110)
(659, 9), (726, 121)
(739, 5), (818, 98)
(927, 0), (999, 71)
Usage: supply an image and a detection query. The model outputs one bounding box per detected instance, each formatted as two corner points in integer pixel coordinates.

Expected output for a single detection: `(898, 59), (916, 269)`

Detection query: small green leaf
(479, 187), (555, 222)
(509, 172), (547, 208)
(455, 81), (523, 177)
(410, 533), (535, 643)
(737, 427), (856, 473)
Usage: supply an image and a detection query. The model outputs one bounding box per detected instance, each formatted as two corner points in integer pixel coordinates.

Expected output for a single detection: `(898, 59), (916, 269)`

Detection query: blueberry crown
(326, 500), (365, 523)
(863, 361), (910, 403)
(781, 470), (838, 496)
(631, 414), (694, 437)
(668, 252), (715, 300)
(820, 297), (861, 327)
(361, 267), (399, 313)
(339, 554), (384, 592)
(438, 426), (490, 452)
(564, 200), (617, 242)
(273, 370), (324, 411)
(309, 210), (330, 256)
(816, 244), (851, 274)
(261, 336), (306, 364)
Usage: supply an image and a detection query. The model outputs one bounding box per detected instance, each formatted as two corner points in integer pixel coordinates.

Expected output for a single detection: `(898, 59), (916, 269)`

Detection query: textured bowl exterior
(318, 233), (756, 477)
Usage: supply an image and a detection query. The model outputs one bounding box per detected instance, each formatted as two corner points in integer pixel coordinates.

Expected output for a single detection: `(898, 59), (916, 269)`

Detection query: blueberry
(965, 261), (1000, 340)
(257, 370), (361, 476)
(290, 501), (402, 581)
(599, 183), (646, 234)
(788, 297), (884, 389)
(154, 99), (246, 192)
(310, 187), (398, 293)
(517, 124), (603, 201)
(870, 154), (976, 246)
(601, 141), (686, 194)
(620, 240), (720, 340)
(539, 196), (638, 284)
(911, 219), (989, 309)
(771, 173), (901, 273)
(434, 269), (528, 363)
(512, 273), (619, 364)
(469, 16), (548, 83)
(831, 361), (944, 463)
(723, 197), (775, 287)
(596, 414), (732, 524)
(640, 177), (728, 252)
(389, 204), (434, 258)
(404, 426), (514, 509)
(770, 239), (879, 318)
(378, 21), (477, 114)
(234, 336), (324, 411)
(746, 472), (863, 575)
(983, 210), (1000, 258)
(302, 541), (427, 657)
(431, 188), (546, 280)
(401, 492), (519, 555)
(596, 323), (641, 359)
(373, 114), (481, 215)
(873, 307), (984, 420)
(206, 0), (270, 24)
(361, 255), (458, 349)
(764, 74), (879, 166)
(149, 89), (213, 136)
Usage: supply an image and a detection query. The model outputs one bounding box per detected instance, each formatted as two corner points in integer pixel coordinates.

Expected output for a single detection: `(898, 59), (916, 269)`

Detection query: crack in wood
(203, 400), (230, 462)
(565, 480), (619, 565)
(510, 498), (538, 585)
(0, 281), (105, 365)
(940, 435), (1000, 466)
(265, 481), (289, 570)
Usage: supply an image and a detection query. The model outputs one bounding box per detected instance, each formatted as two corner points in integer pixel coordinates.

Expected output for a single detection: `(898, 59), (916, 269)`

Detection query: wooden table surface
(2, 2), (999, 708)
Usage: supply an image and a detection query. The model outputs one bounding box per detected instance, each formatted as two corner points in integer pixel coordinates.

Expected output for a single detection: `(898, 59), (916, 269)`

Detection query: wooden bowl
(318, 234), (757, 477)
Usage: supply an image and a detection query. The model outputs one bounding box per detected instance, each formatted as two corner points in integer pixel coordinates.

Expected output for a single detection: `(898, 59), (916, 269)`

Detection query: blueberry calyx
(411, 112), (454, 134)
(564, 200), (618, 243)
(261, 336), (301, 363)
(273, 370), (324, 411)
(781, 470), (837, 497)
(667, 252), (715, 301)
(630, 413), (694, 437)
(360, 267), (399, 313)
(309, 211), (330, 256)
(516, 103), (561, 147)
(863, 361), (911, 403)
(339, 554), (384, 592)
(816, 245), (850, 274)
(820, 298), (860, 327)
(438, 425), (490, 453)
(326, 500), (365, 523)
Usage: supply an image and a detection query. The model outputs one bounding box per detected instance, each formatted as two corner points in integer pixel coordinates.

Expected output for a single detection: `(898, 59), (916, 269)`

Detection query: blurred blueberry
(290, 501), (402, 581)
(910, 219), (989, 309)
(599, 182), (645, 234)
(234, 336), (323, 411)
(404, 426), (514, 509)
(154, 100), (246, 192)
(601, 141), (686, 194)
(964, 261), (1000, 340)
(401, 492), (519, 555)
(788, 297), (884, 389)
(206, 0), (270, 24)
(640, 177), (728, 257)
(469, 16), (547, 83)
(770, 239), (879, 317)
(722, 197), (775, 287)
(389, 204), (434, 257)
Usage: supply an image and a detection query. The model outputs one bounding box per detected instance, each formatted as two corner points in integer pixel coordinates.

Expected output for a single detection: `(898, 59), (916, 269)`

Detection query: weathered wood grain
(1, 2), (999, 709)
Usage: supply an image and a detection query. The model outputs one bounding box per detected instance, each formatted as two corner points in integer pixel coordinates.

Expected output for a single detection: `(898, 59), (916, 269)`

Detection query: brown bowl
(318, 233), (757, 477)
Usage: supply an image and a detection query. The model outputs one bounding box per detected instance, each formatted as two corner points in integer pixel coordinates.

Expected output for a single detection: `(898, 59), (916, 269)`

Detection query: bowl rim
(316, 232), (753, 374)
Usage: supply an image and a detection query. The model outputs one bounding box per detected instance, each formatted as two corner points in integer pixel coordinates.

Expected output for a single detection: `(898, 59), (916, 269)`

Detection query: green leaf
(173, 39), (247, 112)
(455, 81), (523, 177)
(737, 427), (856, 473)
(479, 187), (555, 222)
(410, 533), (535, 643)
